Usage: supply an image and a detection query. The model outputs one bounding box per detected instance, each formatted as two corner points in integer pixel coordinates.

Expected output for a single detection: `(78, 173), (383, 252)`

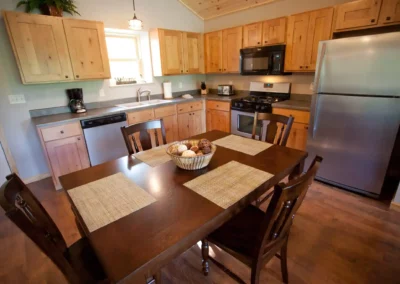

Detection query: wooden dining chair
(0, 173), (107, 284)
(201, 156), (323, 284)
(121, 119), (167, 155)
(252, 112), (294, 146)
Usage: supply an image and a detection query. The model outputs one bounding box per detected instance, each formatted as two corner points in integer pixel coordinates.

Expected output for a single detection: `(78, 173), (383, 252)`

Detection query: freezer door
(316, 32), (400, 96)
(306, 94), (400, 195)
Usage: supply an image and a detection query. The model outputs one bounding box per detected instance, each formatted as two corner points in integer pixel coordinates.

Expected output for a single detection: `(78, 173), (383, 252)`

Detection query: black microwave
(240, 45), (289, 76)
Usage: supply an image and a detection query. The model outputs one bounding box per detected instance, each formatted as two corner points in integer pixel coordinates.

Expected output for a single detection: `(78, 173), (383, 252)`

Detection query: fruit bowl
(166, 139), (217, 170)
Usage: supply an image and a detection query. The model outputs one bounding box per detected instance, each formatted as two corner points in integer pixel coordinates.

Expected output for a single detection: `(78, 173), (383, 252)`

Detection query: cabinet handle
(371, 19), (375, 23)
(60, 130), (64, 134)
(386, 16), (391, 21)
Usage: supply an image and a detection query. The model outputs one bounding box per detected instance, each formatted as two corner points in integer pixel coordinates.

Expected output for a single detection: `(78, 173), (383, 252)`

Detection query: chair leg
(280, 238), (289, 284)
(201, 239), (210, 276)
(250, 264), (261, 284)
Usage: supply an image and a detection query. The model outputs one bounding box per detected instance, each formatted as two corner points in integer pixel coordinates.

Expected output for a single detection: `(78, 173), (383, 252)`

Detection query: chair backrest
(121, 119), (167, 155)
(0, 174), (81, 283)
(252, 112), (294, 146)
(253, 156), (323, 263)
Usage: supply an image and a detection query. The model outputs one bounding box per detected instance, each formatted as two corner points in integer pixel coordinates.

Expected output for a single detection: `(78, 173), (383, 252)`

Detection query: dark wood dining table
(60, 130), (308, 283)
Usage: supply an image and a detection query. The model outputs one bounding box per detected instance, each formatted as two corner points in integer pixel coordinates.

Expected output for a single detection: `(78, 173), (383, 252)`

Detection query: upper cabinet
(150, 28), (203, 76)
(262, 17), (287, 46)
(3, 11), (111, 84)
(334, 0), (382, 30)
(3, 11), (73, 84)
(285, 7), (334, 72)
(222, 27), (243, 73)
(379, 0), (400, 24)
(63, 19), (111, 80)
(204, 31), (223, 73)
(243, 22), (263, 47)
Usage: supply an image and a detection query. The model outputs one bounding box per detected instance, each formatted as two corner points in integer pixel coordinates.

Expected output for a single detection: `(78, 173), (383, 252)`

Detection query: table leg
(289, 160), (305, 181)
(202, 239), (210, 276)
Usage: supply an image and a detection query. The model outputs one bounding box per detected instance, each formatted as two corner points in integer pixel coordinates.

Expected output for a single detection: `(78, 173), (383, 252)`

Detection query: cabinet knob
(371, 19), (376, 23)
(65, 75), (69, 79)
(300, 66), (303, 69)
(305, 66), (309, 69)
(386, 16), (391, 21)
(257, 42), (260, 44)
(305, 126), (309, 130)
(77, 137), (81, 141)
(60, 130), (64, 134)
(186, 70), (188, 72)
(76, 75), (80, 78)
(219, 69), (221, 71)
(181, 70), (183, 73)
(224, 68), (226, 71)
(264, 40), (268, 43)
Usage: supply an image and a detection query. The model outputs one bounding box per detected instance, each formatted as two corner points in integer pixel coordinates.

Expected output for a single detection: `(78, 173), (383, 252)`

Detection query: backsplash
(205, 73), (315, 95)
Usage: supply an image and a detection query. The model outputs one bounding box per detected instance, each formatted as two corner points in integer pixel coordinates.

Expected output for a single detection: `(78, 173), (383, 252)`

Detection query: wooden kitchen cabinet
(285, 7), (333, 72)
(3, 11), (74, 84)
(155, 105), (179, 143)
(206, 101), (231, 133)
(286, 122), (309, 151)
(262, 17), (287, 46)
(379, 0), (400, 24)
(222, 27), (243, 73)
(204, 31), (223, 73)
(243, 22), (263, 47)
(334, 0), (382, 31)
(178, 111), (203, 139)
(150, 29), (203, 76)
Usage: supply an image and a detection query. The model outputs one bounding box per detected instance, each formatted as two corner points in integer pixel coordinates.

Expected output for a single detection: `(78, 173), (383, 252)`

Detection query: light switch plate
(179, 82), (183, 89)
(8, 94), (26, 104)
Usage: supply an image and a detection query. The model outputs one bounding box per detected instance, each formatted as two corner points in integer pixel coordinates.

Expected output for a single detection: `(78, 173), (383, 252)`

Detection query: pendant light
(129, 0), (143, 30)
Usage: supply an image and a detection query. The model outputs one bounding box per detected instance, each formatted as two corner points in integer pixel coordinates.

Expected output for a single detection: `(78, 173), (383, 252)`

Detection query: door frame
(0, 124), (18, 174)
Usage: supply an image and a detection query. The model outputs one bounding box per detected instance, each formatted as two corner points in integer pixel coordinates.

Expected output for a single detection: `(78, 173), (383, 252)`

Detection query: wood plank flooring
(0, 177), (399, 284)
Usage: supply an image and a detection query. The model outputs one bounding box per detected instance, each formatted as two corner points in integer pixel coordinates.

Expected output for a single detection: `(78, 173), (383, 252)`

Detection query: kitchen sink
(116, 99), (169, 109)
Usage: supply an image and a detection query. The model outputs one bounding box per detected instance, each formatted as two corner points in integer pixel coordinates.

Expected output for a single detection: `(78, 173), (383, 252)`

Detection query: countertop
(32, 94), (247, 127)
(271, 99), (311, 111)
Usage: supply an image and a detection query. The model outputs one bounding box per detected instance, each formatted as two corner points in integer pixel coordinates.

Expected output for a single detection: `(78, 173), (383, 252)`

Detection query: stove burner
(231, 94), (288, 113)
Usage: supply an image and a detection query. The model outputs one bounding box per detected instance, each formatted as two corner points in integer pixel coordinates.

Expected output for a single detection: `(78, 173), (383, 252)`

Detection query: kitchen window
(105, 29), (151, 86)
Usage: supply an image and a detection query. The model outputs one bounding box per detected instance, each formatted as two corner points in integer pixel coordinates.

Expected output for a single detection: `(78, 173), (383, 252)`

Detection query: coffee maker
(66, 88), (87, 113)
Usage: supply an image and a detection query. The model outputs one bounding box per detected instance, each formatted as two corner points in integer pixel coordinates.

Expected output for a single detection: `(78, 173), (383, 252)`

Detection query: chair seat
(208, 205), (265, 264)
(66, 237), (107, 283)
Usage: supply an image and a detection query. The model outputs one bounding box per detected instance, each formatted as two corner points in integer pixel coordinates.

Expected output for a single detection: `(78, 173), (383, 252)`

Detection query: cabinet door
(162, 115), (179, 143)
(335, 0), (382, 30)
(178, 113), (190, 140)
(63, 19), (111, 80)
(189, 111), (203, 137)
(286, 123), (309, 151)
(243, 22), (263, 47)
(262, 17), (287, 46)
(158, 29), (184, 75)
(183, 32), (202, 74)
(285, 13), (310, 71)
(222, 27), (243, 73)
(205, 31), (223, 73)
(4, 11), (73, 84)
(304, 8), (334, 71)
(210, 110), (230, 133)
(206, 110), (212, 131)
(379, 0), (400, 24)
(46, 135), (90, 188)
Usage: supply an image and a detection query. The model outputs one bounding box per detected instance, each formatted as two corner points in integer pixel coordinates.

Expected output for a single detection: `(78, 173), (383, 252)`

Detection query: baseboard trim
(23, 173), (52, 184)
(390, 202), (400, 212)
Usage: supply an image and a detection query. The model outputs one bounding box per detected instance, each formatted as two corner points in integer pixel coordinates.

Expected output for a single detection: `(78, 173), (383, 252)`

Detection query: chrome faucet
(137, 87), (151, 102)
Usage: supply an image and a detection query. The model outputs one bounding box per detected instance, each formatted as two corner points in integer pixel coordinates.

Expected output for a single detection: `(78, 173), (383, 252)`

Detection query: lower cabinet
(206, 100), (231, 132)
(178, 110), (203, 140)
(162, 115), (179, 143)
(286, 122), (309, 151)
(45, 135), (90, 189)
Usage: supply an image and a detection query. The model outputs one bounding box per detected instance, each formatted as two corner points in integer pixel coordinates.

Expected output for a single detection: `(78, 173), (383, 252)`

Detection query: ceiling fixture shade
(129, 0), (143, 30)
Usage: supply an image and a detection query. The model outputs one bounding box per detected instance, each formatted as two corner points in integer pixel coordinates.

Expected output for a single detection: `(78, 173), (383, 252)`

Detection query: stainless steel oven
(231, 110), (267, 140)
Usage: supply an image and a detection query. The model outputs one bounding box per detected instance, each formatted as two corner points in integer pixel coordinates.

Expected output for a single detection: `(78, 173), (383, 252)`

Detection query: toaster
(218, 85), (234, 96)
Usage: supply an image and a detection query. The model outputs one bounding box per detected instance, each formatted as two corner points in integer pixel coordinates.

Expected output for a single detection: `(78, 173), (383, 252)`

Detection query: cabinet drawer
(155, 105), (177, 118)
(177, 101), (203, 114)
(272, 108), (310, 124)
(206, 100), (230, 112)
(41, 122), (82, 142)
(128, 109), (155, 124)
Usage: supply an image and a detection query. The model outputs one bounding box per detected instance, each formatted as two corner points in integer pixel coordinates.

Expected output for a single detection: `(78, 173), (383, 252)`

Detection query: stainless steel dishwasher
(81, 113), (128, 166)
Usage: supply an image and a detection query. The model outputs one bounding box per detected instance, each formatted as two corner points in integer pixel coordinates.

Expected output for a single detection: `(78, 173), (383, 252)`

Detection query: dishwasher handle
(81, 113), (127, 129)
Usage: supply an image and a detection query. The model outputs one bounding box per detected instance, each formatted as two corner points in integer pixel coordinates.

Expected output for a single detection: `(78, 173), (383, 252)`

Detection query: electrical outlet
(179, 82), (183, 89)
(99, 89), (105, 97)
(8, 94), (26, 104)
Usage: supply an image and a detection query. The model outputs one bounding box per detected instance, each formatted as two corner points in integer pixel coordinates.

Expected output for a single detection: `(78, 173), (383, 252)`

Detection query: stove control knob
(255, 105), (260, 110)
(260, 106), (266, 111)
(239, 103), (244, 108)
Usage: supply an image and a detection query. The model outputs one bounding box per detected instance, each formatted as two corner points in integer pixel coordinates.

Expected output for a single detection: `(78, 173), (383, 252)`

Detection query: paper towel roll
(163, 82), (172, 99)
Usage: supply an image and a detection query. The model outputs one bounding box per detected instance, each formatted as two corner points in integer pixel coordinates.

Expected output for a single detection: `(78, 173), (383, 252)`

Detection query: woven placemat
(212, 135), (273, 156)
(69, 172), (156, 232)
(184, 161), (273, 209)
(133, 143), (172, 167)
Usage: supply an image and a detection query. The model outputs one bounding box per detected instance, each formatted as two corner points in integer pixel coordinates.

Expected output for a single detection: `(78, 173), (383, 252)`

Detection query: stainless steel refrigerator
(306, 32), (400, 197)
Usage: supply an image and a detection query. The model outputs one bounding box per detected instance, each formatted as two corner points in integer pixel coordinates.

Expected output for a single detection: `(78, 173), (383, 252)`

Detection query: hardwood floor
(1, 177), (399, 284)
